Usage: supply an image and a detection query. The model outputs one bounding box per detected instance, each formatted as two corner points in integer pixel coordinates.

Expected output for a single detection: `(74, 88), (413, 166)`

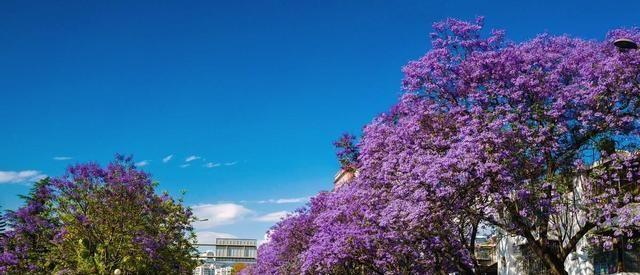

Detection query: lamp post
(614, 38), (638, 50)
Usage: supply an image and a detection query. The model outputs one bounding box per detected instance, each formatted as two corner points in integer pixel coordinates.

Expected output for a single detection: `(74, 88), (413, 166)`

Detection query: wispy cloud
(258, 232), (271, 246)
(223, 161), (238, 166)
(53, 156), (72, 161)
(162, 154), (174, 163)
(192, 203), (253, 229)
(257, 197), (310, 204)
(180, 163), (191, 168)
(185, 155), (201, 162)
(136, 160), (150, 167)
(195, 231), (238, 244)
(255, 211), (289, 222)
(204, 162), (221, 168)
(0, 170), (47, 184)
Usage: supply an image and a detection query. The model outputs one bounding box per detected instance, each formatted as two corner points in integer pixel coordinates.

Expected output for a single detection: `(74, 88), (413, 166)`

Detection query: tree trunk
(525, 239), (567, 275)
(540, 252), (568, 275)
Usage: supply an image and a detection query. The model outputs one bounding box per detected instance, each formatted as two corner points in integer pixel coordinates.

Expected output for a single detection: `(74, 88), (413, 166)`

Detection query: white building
(192, 263), (233, 275)
(193, 238), (257, 275)
(214, 238), (257, 264)
(215, 266), (233, 275)
(193, 263), (216, 275)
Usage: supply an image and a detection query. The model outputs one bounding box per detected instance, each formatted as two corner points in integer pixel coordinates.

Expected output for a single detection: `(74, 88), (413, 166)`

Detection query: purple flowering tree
(252, 17), (640, 275)
(254, 192), (330, 274)
(0, 179), (57, 274)
(0, 155), (198, 274)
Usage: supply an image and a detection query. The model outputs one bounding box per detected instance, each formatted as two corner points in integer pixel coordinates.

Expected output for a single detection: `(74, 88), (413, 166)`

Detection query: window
(593, 245), (640, 274)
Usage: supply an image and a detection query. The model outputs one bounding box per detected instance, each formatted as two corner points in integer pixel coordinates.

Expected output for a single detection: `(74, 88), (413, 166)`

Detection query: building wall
(194, 238), (257, 275)
(213, 238), (258, 264)
(497, 235), (528, 275)
(497, 234), (595, 275)
(333, 169), (355, 190)
(215, 266), (233, 275)
(564, 237), (593, 275)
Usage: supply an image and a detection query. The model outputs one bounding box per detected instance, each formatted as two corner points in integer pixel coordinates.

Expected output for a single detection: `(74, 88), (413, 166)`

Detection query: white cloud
(53, 156), (72, 161)
(204, 162), (221, 168)
(255, 211), (289, 222)
(136, 160), (150, 167)
(258, 232), (271, 246)
(195, 231), (237, 244)
(224, 161), (238, 166)
(275, 197), (308, 204)
(192, 203), (253, 229)
(257, 197), (309, 204)
(180, 163), (191, 168)
(185, 155), (201, 162)
(0, 170), (47, 184)
(162, 154), (173, 163)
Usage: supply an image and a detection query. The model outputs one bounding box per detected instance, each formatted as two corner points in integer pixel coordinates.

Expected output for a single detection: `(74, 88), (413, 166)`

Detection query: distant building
(192, 262), (233, 275)
(193, 238), (257, 275)
(475, 236), (498, 274)
(215, 266), (233, 275)
(333, 168), (356, 189)
(214, 238), (258, 264)
(193, 262), (216, 275)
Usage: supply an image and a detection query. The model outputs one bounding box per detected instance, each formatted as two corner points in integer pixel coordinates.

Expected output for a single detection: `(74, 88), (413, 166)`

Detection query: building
(193, 262), (216, 275)
(333, 168), (356, 190)
(475, 236), (498, 274)
(195, 238), (257, 264)
(194, 238), (257, 275)
(192, 262), (233, 275)
(214, 238), (258, 264)
(215, 266), (233, 275)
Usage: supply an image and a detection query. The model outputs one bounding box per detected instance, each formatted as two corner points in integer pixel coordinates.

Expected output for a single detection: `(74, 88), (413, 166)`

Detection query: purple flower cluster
(0, 178), (56, 273)
(251, 17), (640, 274)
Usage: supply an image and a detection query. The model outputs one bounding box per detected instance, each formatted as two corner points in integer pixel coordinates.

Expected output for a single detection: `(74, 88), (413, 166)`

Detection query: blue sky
(1, 0), (639, 243)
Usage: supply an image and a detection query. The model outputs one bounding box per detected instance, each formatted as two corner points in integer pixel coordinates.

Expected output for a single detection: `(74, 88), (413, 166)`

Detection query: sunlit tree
(0, 155), (198, 274)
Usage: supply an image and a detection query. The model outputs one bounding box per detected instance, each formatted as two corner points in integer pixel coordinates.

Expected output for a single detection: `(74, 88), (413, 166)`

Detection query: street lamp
(613, 38), (638, 50)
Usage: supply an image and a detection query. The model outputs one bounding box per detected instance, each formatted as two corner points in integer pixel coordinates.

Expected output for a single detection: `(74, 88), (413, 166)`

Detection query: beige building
(333, 168), (356, 189)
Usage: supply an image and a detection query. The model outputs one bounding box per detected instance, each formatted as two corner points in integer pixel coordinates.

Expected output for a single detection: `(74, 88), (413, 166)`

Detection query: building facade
(193, 263), (216, 275)
(193, 238), (257, 275)
(333, 168), (356, 190)
(214, 238), (258, 264)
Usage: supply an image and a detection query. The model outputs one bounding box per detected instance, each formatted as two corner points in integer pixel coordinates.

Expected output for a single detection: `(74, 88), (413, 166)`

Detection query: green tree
(231, 262), (247, 274)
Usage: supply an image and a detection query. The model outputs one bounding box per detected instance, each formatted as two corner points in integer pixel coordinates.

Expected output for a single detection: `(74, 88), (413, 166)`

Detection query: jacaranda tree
(254, 192), (330, 275)
(252, 17), (640, 275)
(0, 179), (57, 273)
(0, 155), (198, 274)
